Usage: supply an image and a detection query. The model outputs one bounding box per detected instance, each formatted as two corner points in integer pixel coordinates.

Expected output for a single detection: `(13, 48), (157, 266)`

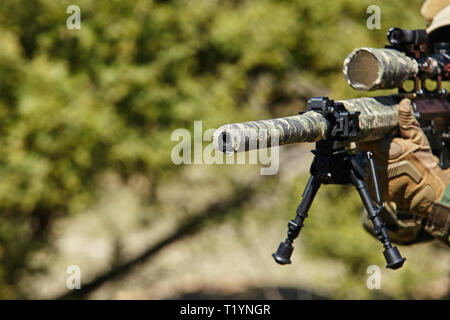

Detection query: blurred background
(0, 0), (448, 300)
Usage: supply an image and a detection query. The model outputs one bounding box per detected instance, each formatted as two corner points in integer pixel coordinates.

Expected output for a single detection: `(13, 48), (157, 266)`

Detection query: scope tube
(343, 48), (418, 91)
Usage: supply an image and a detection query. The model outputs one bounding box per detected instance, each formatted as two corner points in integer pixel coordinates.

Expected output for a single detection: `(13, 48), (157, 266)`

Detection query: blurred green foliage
(0, 0), (432, 298)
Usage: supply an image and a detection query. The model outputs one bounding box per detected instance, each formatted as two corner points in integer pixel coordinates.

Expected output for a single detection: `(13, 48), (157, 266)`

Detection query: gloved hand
(358, 98), (450, 245)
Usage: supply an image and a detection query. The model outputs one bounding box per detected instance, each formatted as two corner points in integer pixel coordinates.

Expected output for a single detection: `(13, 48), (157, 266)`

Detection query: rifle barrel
(214, 96), (400, 153)
(213, 111), (329, 153)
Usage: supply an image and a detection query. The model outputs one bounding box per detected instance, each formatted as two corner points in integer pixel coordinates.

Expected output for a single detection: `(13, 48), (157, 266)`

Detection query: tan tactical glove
(358, 98), (450, 246)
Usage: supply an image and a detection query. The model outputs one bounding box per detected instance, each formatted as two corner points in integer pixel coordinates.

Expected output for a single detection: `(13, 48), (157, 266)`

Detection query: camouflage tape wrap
(338, 95), (399, 141)
(343, 48), (418, 91)
(213, 111), (329, 153)
(214, 95), (400, 153)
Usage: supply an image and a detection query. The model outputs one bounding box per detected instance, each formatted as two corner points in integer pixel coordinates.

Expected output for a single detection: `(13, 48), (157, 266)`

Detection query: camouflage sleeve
(339, 95), (399, 142)
(213, 111), (329, 153)
(214, 95), (401, 153)
(424, 184), (450, 246)
(343, 48), (418, 91)
(438, 184), (450, 206)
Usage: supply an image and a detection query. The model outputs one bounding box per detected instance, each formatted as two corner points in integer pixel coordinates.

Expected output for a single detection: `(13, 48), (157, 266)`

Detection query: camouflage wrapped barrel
(213, 111), (329, 153)
(343, 48), (418, 91)
(214, 95), (399, 153)
(339, 95), (399, 141)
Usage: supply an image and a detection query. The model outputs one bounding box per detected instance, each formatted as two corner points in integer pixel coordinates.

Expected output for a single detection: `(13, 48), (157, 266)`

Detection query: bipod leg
(350, 153), (406, 270)
(272, 175), (321, 265)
